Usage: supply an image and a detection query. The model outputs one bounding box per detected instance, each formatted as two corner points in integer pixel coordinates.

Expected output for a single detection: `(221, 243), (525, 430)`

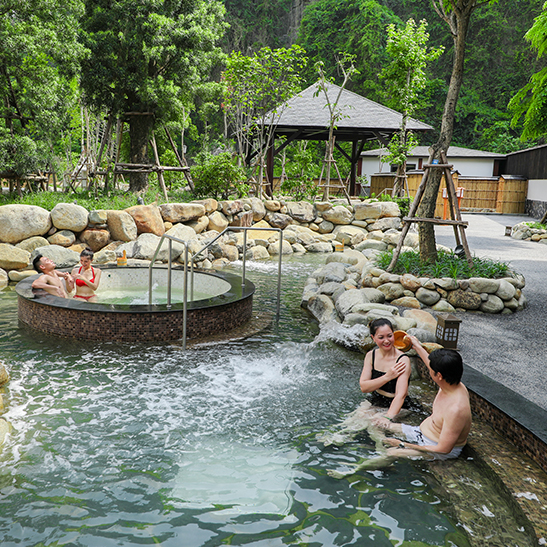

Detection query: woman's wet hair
(429, 349), (463, 385)
(80, 248), (94, 260)
(369, 318), (394, 336)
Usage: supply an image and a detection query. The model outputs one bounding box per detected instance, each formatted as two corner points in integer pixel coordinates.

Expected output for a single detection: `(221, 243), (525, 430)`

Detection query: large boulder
(80, 228), (111, 252)
(107, 210), (138, 242)
(207, 211), (229, 233)
(314, 262), (348, 284)
(88, 210), (108, 226)
(367, 217), (402, 232)
(31, 245), (79, 269)
(0, 204), (51, 244)
(379, 201), (401, 218)
(220, 200), (244, 216)
(16, 236), (49, 254)
(267, 213), (293, 230)
(480, 294), (505, 314)
(333, 225), (367, 246)
(47, 230), (76, 247)
(468, 277), (500, 294)
(159, 203), (206, 224)
(250, 197), (266, 221)
(307, 242), (334, 253)
(415, 287), (441, 306)
(353, 202), (382, 221)
(187, 215), (210, 234)
(322, 205), (353, 225)
(286, 201), (316, 223)
(447, 289), (482, 310)
(192, 198), (218, 214)
(50, 203), (89, 232)
(307, 294), (339, 324)
(496, 279), (517, 301)
(133, 233), (181, 262)
(126, 204), (165, 236)
(0, 268), (8, 289)
(0, 244), (30, 270)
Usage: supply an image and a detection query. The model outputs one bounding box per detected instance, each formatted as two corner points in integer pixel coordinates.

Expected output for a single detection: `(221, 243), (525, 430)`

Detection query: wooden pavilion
(258, 82), (433, 196)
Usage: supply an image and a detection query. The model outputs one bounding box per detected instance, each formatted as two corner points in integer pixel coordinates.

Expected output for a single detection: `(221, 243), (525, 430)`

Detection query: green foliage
(298, 0), (399, 99)
(526, 221), (546, 230)
(280, 143), (321, 201)
(375, 249), (512, 279)
(0, 0), (85, 176)
(191, 152), (248, 199)
(80, 0), (227, 123)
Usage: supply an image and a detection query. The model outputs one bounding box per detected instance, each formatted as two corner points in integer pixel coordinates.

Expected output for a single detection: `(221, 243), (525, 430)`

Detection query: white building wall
(526, 179), (547, 201)
(361, 156), (496, 180)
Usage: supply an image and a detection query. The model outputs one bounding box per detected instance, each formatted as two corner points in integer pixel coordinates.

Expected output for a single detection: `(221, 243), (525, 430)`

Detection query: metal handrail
(148, 226), (284, 350)
(191, 226), (283, 318)
(148, 234), (189, 349)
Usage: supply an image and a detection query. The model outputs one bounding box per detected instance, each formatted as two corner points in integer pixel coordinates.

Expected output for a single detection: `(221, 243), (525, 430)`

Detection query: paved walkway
(434, 214), (547, 411)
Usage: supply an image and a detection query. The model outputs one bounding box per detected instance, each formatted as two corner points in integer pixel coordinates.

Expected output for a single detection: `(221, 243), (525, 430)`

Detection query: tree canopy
(80, 0), (227, 191)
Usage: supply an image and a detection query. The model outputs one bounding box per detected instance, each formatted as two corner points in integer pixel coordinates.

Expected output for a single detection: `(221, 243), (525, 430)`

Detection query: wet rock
(0, 204), (51, 244)
(335, 289), (370, 316)
(307, 294), (339, 324)
(0, 268), (7, 289)
(245, 245), (270, 260)
(292, 243), (306, 253)
(51, 203), (88, 232)
(268, 240), (293, 255)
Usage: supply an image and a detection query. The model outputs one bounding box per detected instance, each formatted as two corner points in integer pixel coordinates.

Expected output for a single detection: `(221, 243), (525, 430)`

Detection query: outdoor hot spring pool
(0, 256), (538, 546)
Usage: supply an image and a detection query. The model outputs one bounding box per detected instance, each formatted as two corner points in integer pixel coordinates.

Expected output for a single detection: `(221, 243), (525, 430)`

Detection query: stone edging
(511, 221), (547, 243)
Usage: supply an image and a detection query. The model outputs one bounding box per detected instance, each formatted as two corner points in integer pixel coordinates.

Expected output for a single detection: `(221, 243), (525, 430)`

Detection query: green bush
(375, 249), (512, 279)
(525, 221), (546, 230)
(191, 152), (248, 199)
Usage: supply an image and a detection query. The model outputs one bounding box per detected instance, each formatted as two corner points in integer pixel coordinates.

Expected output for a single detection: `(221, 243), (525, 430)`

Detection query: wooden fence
(370, 172), (528, 216)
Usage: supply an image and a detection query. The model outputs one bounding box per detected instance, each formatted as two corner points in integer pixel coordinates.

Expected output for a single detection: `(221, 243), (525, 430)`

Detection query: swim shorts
(401, 424), (464, 460)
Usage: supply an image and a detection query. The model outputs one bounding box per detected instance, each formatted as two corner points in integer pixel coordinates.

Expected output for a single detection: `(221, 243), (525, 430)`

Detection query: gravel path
(433, 214), (547, 411)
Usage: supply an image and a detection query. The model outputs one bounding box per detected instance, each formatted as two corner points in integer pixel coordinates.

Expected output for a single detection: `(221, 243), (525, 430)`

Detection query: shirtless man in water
(31, 254), (74, 298)
(329, 337), (471, 476)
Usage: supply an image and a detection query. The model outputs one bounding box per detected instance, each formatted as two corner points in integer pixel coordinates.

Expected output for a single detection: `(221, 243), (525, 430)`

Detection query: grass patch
(375, 250), (513, 280)
(525, 221), (546, 230)
(0, 188), (193, 211)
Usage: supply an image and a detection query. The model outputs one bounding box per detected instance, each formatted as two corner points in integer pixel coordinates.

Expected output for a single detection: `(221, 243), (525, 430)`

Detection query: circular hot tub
(16, 266), (255, 342)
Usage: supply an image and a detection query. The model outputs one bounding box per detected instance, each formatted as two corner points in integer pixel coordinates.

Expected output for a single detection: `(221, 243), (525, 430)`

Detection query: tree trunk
(418, 3), (474, 263)
(128, 114), (154, 192)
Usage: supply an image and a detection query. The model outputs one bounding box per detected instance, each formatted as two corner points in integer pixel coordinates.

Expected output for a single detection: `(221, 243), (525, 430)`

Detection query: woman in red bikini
(71, 248), (102, 302)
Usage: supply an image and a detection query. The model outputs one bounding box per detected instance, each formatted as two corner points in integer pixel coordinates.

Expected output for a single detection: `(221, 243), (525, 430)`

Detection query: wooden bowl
(393, 330), (412, 352)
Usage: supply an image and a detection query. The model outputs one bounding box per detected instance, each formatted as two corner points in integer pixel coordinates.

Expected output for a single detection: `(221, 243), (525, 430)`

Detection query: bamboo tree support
(387, 152), (473, 272)
(150, 132), (169, 202)
(317, 136), (352, 205)
(163, 125), (194, 191)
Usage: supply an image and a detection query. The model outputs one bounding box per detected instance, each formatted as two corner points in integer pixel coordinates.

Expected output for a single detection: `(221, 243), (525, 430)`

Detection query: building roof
(361, 145), (506, 159)
(263, 82), (433, 143)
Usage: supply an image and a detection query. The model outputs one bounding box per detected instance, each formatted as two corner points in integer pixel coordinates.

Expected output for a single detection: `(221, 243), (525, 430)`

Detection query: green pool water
(0, 256), (537, 546)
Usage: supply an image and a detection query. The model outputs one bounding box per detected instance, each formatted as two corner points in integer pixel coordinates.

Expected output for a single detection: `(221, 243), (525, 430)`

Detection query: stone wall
(0, 198), (405, 288)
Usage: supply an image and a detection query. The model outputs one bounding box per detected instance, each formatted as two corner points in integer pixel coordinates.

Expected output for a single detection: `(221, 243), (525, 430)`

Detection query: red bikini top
(76, 266), (95, 287)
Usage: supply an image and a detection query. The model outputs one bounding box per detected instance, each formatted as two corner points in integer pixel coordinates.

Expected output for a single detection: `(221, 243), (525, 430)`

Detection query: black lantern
(435, 313), (462, 350)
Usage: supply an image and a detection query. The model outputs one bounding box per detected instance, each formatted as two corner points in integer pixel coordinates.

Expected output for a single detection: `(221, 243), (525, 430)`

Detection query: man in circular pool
(31, 254), (74, 298)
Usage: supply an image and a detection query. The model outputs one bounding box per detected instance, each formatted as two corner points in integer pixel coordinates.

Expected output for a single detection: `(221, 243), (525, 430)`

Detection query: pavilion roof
(263, 82), (433, 143)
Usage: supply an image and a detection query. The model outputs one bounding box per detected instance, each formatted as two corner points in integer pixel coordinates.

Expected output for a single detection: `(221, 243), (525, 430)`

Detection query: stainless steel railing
(148, 226), (284, 350)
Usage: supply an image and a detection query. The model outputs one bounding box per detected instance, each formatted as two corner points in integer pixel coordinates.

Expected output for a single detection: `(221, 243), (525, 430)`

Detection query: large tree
(0, 0), (84, 180)
(509, 1), (547, 141)
(380, 18), (443, 197)
(416, 0), (496, 263)
(80, 0), (226, 192)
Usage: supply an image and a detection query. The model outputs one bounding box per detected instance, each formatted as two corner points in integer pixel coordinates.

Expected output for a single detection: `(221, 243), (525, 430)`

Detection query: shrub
(191, 152), (248, 199)
(375, 249), (512, 279)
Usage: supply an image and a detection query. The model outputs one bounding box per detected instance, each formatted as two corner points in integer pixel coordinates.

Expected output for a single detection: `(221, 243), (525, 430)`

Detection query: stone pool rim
(15, 265), (255, 341)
